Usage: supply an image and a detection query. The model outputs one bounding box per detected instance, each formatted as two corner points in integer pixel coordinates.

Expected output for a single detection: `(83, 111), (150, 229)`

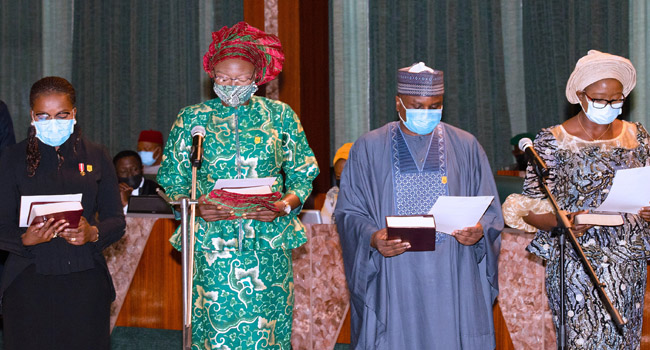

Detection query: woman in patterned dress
(157, 22), (319, 349)
(503, 50), (650, 349)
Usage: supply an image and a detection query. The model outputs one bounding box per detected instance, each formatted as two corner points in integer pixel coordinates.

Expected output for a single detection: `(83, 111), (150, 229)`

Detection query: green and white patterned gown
(157, 96), (319, 350)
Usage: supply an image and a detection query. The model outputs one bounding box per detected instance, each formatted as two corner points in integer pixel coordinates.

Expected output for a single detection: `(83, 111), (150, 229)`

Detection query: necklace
(577, 115), (611, 141)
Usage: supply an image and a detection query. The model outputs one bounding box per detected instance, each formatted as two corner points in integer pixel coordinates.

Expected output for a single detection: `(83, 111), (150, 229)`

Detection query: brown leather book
(386, 215), (436, 251)
(28, 202), (84, 228)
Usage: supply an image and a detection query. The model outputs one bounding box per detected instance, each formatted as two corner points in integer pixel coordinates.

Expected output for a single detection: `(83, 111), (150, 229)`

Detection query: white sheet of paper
(428, 196), (494, 234)
(595, 166), (650, 214)
(212, 177), (276, 190)
(19, 193), (83, 227)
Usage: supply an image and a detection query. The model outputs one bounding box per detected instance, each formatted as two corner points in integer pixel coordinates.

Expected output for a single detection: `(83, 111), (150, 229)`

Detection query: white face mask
(581, 98), (622, 125)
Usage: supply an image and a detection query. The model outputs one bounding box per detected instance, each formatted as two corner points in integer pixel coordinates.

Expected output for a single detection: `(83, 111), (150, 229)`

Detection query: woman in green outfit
(157, 22), (319, 349)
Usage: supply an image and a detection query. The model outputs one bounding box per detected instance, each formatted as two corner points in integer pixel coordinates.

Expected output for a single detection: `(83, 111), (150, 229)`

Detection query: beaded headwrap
(203, 21), (284, 85)
(397, 62), (444, 96)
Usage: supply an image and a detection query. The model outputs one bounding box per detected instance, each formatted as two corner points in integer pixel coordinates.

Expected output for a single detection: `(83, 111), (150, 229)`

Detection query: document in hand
(386, 215), (436, 251)
(595, 166), (650, 214)
(428, 196), (494, 234)
(28, 202), (84, 228)
(20, 193), (83, 227)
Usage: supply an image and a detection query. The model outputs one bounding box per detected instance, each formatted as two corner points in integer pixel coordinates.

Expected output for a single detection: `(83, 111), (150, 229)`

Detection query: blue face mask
(138, 151), (156, 166)
(398, 97), (442, 135)
(33, 118), (76, 147)
(582, 99), (622, 125)
(213, 83), (258, 107)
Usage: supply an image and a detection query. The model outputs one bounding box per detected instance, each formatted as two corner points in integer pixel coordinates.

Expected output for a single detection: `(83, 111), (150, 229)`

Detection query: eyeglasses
(583, 92), (625, 109)
(213, 73), (255, 85)
(32, 112), (73, 122)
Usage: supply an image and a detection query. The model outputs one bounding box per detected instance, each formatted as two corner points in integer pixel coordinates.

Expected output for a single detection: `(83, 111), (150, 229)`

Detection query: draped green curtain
(330, 0), (370, 160)
(72, 1), (201, 155)
(72, 0), (243, 156)
(368, 0), (512, 169)
(522, 1), (629, 134)
(629, 0), (650, 127)
(0, 0), (43, 140)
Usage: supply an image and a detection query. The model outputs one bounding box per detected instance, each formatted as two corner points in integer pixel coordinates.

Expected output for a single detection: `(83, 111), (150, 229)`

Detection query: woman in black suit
(0, 77), (125, 350)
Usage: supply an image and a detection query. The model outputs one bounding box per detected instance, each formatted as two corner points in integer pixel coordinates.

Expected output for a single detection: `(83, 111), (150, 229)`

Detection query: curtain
(629, 0), (650, 127)
(0, 0), (43, 140)
(42, 0), (74, 81)
(72, 1), (201, 155)
(368, 0), (512, 169)
(501, 0), (527, 137)
(72, 0), (243, 156)
(522, 0), (629, 134)
(330, 0), (370, 161)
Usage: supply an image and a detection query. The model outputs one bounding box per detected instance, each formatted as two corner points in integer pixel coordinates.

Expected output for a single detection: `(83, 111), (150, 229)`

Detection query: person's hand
(118, 182), (133, 207)
(59, 217), (98, 245)
(567, 210), (593, 237)
(452, 223), (484, 245)
(196, 195), (233, 222)
(244, 201), (285, 222)
(21, 218), (69, 246)
(639, 202), (650, 222)
(370, 228), (410, 257)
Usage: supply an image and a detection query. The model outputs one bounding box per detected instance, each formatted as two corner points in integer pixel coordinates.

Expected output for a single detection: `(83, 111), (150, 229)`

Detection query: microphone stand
(157, 166), (199, 350)
(528, 163), (625, 350)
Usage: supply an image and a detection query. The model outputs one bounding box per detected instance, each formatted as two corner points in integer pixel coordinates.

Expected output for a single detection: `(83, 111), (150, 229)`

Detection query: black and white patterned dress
(524, 121), (650, 349)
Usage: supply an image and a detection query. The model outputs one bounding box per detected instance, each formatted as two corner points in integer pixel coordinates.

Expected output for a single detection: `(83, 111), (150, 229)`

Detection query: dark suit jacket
(139, 178), (163, 195)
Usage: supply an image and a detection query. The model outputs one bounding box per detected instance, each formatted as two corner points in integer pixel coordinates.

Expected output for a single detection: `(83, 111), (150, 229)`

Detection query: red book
(28, 202), (84, 228)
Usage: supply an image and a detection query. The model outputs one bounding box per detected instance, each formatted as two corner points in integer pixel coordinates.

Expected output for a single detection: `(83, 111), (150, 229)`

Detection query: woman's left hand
(639, 203), (650, 222)
(59, 217), (99, 245)
(244, 201), (286, 222)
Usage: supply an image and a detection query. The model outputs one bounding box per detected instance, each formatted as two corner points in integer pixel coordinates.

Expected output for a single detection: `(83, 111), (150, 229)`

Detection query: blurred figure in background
(321, 142), (353, 224)
(136, 130), (163, 176)
(113, 150), (163, 213)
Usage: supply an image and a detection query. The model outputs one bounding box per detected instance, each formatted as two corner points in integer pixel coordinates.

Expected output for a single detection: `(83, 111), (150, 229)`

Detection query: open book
(574, 213), (623, 226)
(386, 215), (436, 251)
(27, 201), (83, 228)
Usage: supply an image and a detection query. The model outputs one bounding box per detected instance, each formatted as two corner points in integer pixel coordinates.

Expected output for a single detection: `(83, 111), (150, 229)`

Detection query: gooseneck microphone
(190, 126), (206, 168)
(518, 137), (548, 177)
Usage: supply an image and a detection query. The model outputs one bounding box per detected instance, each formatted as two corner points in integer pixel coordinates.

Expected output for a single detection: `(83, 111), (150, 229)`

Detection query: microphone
(518, 137), (548, 177)
(190, 126), (206, 168)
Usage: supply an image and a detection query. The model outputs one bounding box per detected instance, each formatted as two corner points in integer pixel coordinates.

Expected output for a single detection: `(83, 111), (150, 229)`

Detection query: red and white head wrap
(203, 22), (284, 85)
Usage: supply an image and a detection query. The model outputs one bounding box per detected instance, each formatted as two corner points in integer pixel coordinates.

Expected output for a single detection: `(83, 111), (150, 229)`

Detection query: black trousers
(2, 264), (111, 350)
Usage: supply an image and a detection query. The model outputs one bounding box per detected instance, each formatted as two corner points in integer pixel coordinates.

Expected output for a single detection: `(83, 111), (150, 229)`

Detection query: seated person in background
(497, 132), (535, 177)
(320, 142), (353, 224)
(136, 130), (164, 176)
(113, 150), (163, 213)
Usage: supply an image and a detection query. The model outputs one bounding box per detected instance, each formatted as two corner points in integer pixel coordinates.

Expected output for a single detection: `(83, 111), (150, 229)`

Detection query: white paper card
(19, 193), (83, 227)
(386, 216), (435, 228)
(595, 166), (650, 214)
(428, 196), (494, 234)
(212, 177), (276, 191)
